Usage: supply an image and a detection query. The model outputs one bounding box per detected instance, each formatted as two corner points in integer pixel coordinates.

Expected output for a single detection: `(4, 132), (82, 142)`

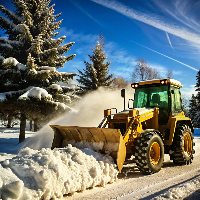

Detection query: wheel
(135, 131), (164, 174)
(170, 124), (195, 165)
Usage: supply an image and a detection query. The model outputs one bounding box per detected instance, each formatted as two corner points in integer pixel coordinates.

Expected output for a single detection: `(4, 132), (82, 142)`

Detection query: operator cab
(131, 79), (183, 124)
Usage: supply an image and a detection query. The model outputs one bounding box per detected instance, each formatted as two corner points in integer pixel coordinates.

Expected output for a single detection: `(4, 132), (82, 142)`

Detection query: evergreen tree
(0, 0), (77, 142)
(0, 0), (75, 67)
(188, 94), (198, 127)
(194, 70), (200, 127)
(77, 34), (114, 92)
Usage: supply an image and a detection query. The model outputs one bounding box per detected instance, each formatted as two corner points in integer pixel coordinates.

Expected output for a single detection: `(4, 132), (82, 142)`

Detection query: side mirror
(121, 89), (125, 98)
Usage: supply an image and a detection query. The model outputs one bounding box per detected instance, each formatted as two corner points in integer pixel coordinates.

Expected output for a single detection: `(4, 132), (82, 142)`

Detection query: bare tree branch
(167, 68), (173, 79)
(132, 58), (161, 82)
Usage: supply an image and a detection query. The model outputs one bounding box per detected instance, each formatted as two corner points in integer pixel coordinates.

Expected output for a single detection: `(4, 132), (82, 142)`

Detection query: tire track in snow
(118, 168), (200, 199)
(64, 138), (200, 200)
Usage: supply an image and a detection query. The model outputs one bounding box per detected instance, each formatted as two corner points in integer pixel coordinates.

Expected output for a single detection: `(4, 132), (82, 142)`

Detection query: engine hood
(117, 107), (154, 115)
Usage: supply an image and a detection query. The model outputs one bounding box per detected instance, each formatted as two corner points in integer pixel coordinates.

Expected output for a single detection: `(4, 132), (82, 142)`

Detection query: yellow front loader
(50, 79), (195, 174)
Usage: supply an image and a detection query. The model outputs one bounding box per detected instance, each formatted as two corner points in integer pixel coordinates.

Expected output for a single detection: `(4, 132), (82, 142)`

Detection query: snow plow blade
(50, 125), (126, 172)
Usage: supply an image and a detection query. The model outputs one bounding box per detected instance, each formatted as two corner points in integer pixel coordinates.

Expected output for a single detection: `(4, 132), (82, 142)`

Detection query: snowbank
(0, 146), (118, 200)
(2, 57), (19, 66)
(19, 87), (52, 100)
(49, 84), (62, 91)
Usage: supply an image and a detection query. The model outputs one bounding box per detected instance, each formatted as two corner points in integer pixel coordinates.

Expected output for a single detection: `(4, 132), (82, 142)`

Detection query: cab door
(171, 86), (182, 115)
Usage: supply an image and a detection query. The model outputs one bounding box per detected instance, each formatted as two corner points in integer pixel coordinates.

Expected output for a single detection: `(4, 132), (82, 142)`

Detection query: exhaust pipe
(121, 89), (125, 110)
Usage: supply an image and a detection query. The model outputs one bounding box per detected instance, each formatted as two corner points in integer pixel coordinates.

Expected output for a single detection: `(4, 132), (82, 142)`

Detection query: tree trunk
(19, 113), (26, 143)
(34, 119), (38, 132)
(7, 114), (12, 128)
(30, 120), (32, 131)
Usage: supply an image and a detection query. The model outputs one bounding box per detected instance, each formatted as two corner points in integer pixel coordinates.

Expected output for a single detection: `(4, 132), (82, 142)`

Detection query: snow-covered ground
(0, 88), (200, 200)
(0, 126), (118, 200)
(0, 125), (200, 200)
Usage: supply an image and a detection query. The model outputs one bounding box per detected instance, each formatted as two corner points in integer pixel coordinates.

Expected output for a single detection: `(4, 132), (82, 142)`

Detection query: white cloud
(91, 0), (200, 45)
(104, 41), (138, 80)
(153, 0), (200, 33)
(185, 41), (200, 57)
(59, 30), (137, 80)
(105, 42), (137, 65)
(149, 0), (200, 56)
(149, 63), (183, 77)
(59, 28), (98, 44)
(166, 32), (174, 51)
(173, 70), (183, 75)
(131, 41), (199, 71)
(181, 84), (197, 98)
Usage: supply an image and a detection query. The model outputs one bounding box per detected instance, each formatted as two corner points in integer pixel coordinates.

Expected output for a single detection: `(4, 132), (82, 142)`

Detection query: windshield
(134, 85), (168, 108)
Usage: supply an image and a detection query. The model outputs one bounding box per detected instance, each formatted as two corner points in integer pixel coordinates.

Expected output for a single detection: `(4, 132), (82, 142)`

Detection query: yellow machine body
(50, 79), (194, 173)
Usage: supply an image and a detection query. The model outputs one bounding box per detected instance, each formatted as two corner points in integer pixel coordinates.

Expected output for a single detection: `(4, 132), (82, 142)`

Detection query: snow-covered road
(0, 126), (200, 200)
(64, 137), (200, 200)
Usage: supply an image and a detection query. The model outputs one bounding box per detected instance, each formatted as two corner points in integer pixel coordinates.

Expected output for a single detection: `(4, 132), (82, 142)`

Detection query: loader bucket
(50, 125), (126, 173)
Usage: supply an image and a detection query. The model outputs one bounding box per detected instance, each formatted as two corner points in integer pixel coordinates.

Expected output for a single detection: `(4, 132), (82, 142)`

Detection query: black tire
(135, 131), (164, 174)
(170, 124), (195, 165)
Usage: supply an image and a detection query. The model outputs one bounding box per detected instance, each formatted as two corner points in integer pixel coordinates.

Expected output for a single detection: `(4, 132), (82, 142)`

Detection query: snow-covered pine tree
(0, 0), (76, 67)
(77, 34), (114, 93)
(188, 94), (198, 127)
(0, 3), (28, 64)
(0, 0), (77, 142)
(193, 70), (200, 127)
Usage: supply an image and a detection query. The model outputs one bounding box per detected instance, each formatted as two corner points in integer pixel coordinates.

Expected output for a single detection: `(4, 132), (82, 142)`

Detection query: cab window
(171, 87), (182, 112)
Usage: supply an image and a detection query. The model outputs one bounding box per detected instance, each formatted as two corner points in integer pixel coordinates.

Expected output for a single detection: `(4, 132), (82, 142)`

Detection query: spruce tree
(0, 0), (77, 142)
(77, 34), (114, 92)
(188, 94), (198, 127)
(194, 70), (200, 127)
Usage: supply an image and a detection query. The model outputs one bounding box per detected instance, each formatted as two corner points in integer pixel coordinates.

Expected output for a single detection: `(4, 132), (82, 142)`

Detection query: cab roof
(135, 79), (182, 88)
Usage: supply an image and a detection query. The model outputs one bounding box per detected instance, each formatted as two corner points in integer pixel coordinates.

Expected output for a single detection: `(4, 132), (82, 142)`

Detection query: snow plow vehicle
(50, 79), (195, 174)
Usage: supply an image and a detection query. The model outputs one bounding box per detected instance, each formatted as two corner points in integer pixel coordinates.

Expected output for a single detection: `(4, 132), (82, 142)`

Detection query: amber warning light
(131, 83), (139, 88)
(160, 79), (168, 85)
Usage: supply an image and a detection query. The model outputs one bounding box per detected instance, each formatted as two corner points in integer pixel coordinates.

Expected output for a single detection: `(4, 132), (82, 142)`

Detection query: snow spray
(21, 86), (134, 150)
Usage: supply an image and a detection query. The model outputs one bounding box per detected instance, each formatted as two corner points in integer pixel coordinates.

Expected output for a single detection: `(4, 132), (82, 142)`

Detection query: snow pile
(19, 87), (52, 100)
(37, 70), (51, 74)
(49, 101), (72, 111)
(153, 175), (200, 199)
(2, 57), (19, 66)
(169, 79), (182, 87)
(28, 69), (37, 75)
(0, 165), (24, 200)
(49, 84), (62, 91)
(0, 145), (118, 200)
(63, 141), (120, 154)
(40, 66), (56, 72)
(16, 63), (27, 70)
(2, 57), (27, 70)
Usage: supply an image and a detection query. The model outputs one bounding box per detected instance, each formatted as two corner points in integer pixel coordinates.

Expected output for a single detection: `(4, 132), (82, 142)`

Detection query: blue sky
(1, 0), (200, 98)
